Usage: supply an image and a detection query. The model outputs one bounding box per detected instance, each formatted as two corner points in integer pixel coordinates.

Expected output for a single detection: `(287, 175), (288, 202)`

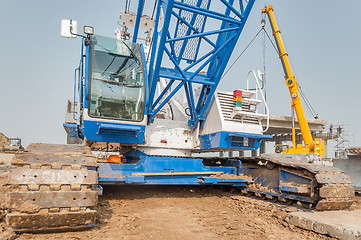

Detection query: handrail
(246, 70), (269, 133)
(73, 67), (80, 120)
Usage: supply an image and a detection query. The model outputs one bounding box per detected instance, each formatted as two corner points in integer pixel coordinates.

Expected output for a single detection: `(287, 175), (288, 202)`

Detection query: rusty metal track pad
(24, 143), (92, 156)
(6, 143), (99, 232)
(6, 210), (96, 232)
(316, 199), (354, 211)
(7, 191), (98, 212)
(12, 153), (96, 167)
(9, 168), (97, 185)
(302, 165), (343, 174)
(315, 173), (352, 184)
(319, 186), (355, 198)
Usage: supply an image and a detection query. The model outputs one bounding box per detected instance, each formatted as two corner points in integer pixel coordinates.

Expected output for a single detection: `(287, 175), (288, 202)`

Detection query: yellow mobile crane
(262, 5), (325, 157)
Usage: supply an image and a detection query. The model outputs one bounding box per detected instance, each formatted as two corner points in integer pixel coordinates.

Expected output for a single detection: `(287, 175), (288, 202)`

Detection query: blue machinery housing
(98, 151), (249, 186)
(62, 1), (324, 205)
(199, 131), (269, 150)
(62, 0), (287, 191)
(83, 121), (145, 145)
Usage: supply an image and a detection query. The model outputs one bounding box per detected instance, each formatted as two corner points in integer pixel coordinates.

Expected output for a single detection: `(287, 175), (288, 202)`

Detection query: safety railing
(246, 70), (269, 133)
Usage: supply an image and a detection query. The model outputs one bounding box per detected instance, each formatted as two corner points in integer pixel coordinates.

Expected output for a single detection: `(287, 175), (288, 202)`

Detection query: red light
(233, 90), (242, 97)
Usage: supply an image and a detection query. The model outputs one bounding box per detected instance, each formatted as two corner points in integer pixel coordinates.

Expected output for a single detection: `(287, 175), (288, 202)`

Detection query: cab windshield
(89, 35), (145, 121)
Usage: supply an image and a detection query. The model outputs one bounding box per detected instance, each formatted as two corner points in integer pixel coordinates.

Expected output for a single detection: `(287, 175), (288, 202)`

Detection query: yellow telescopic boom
(262, 5), (314, 152)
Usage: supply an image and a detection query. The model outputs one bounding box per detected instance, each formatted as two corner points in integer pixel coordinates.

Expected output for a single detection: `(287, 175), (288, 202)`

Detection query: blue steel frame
(241, 165), (317, 203)
(199, 131), (271, 150)
(97, 150), (250, 187)
(145, 0), (255, 129)
(97, 151), (318, 204)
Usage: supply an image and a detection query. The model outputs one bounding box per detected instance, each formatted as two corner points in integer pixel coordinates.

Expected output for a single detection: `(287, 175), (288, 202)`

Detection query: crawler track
(240, 154), (355, 210)
(6, 143), (98, 232)
(5, 146), (354, 232)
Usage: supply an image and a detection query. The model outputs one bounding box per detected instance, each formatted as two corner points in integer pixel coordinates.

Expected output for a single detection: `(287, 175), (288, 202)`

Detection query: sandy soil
(0, 154), (14, 174)
(3, 185), (335, 240)
(0, 153), (356, 240)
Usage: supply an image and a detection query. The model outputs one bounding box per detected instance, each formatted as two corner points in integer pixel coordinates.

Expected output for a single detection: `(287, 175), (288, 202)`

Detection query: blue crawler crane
(5, 0), (354, 232)
(64, 0), (270, 186)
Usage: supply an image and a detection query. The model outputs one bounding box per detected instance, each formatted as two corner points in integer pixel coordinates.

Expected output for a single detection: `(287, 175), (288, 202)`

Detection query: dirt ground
(0, 153), (359, 240)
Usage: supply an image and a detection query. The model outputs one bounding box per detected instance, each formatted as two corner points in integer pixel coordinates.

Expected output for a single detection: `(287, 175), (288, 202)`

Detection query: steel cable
(221, 28), (263, 80)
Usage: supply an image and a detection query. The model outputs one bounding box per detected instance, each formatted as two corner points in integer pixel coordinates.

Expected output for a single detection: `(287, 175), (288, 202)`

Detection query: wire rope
(221, 28), (263, 80)
(151, 0), (158, 20)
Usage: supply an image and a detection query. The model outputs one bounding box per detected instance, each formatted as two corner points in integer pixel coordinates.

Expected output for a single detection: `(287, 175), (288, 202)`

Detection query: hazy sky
(1, 1), (360, 154)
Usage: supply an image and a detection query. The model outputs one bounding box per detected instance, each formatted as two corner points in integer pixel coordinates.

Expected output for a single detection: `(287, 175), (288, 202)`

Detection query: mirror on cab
(61, 19), (78, 38)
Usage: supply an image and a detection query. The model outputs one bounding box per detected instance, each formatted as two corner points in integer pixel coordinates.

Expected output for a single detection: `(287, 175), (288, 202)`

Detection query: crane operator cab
(83, 35), (148, 146)
(274, 144), (290, 153)
(88, 35), (145, 122)
(61, 20), (147, 148)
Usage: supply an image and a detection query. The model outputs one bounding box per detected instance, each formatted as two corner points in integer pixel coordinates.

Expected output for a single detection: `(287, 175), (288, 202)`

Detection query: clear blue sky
(1, 1), (360, 153)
